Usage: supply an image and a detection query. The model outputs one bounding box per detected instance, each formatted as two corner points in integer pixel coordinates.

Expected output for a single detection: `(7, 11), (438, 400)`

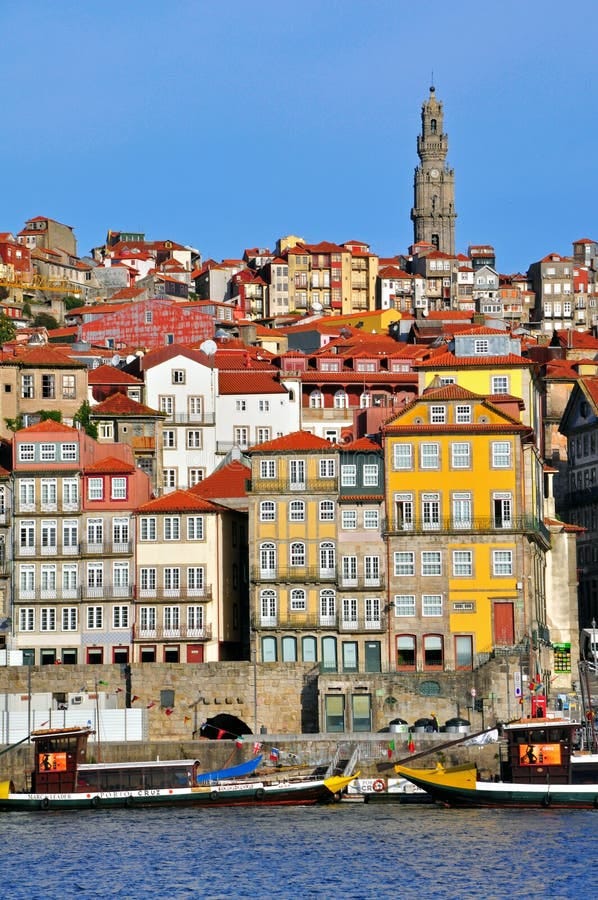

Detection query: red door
(493, 602), (514, 646)
(186, 644), (204, 663)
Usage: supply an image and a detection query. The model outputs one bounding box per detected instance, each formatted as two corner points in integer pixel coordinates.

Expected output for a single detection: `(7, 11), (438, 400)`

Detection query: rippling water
(1, 803), (594, 899)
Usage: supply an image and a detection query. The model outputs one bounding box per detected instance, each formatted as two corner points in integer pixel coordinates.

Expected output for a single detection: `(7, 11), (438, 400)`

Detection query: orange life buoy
(372, 779), (385, 793)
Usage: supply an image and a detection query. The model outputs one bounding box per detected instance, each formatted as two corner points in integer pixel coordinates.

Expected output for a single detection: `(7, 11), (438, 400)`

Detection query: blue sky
(2, 0), (596, 273)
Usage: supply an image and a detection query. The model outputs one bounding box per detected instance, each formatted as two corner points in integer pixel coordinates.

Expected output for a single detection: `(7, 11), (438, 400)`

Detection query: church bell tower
(411, 86), (456, 255)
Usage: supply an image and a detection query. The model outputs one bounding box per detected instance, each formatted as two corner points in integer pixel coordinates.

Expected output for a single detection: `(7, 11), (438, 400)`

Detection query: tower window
(431, 234), (439, 250)
(430, 118), (437, 133)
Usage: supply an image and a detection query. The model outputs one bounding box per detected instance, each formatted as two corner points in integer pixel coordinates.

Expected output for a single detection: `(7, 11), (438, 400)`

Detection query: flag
(184, 716), (191, 725)
(235, 736), (244, 748)
(408, 738), (415, 753)
(252, 741), (263, 755)
(387, 739), (395, 759)
(165, 708), (173, 717)
(131, 695), (139, 703)
(269, 747), (280, 762)
(146, 700), (156, 709)
(115, 688), (123, 694)
(216, 728), (226, 740)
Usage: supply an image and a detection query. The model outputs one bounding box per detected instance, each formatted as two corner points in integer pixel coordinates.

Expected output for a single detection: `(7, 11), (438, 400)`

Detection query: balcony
(81, 584), (134, 600)
(302, 408), (354, 421)
(136, 585), (213, 602)
(338, 574), (385, 590)
(132, 623), (213, 642)
(255, 613), (386, 633)
(248, 477), (338, 494)
(251, 567), (337, 584)
(16, 543), (81, 558)
(162, 412), (215, 426)
(81, 541), (133, 556)
(383, 516), (550, 545)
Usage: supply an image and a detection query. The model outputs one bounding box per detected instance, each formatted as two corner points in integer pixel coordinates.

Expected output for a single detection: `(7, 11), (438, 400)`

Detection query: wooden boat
(396, 716), (598, 809)
(0, 726), (355, 811)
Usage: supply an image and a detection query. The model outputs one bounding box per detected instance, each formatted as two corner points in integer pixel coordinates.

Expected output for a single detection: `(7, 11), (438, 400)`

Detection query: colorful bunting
(165, 708), (174, 716)
(387, 739), (395, 759)
(269, 747), (280, 762)
(115, 688), (123, 694)
(252, 741), (263, 755)
(235, 736), (244, 748)
(131, 695), (139, 703)
(408, 738), (415, 753)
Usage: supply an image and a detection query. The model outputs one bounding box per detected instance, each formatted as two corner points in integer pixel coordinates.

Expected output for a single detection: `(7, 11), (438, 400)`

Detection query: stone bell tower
(411, 85), (457, 255)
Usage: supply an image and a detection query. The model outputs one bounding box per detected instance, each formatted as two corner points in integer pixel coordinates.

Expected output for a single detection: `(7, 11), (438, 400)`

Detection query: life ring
(255, 788), (265, 800)
(210, 790), (219, 801)
(90, 796), (100, 808)
(372, 779), (385, 793)
(40, 797), (50, 810)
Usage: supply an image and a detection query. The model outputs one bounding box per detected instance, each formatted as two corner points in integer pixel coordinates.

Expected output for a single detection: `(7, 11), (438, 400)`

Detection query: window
(88, 477), (103, 500)
(187, 567), (205, 594)
(62, 608), (78, 631)
(87, 563), (103, 589)
(159, 396), (174, 416)
(87, 606), (103, 629)
(21, 375), (34, 399)
(19, 607), (34, 631)
(333, 390), (348, 409)
(423, 634), (444, 668)
(62, 564), (78, 593)
(41, 520), (57, 552)
(363, 464), (379, 486)
(320, 589), (336, 625)
(422, 493), (440, 530)
(260, 589), (277, 625)
(188, 396), (203, 419)
(430, 405), (446, 423)
(258, 400), (270, 413)
(256, 427), (271, 443)
(260, 459), (276, 479)
(394, 551), (414, 577)
(187, 430), (202, 449)
(393, 444), (413, 470)
(493, 493), (512, 528)
(491, 375), (509, 394)
(164, 516), (180, 540)
(164, 568), (180, 592)
(421, 551), (442, 576)
(455, 405), (472, 424)
(289, 500), (305, 522)
(41, 479), (57, 508)
(492, 550), (513, 575)
(236, 400), (247, 412)
(320, 542), (335, 576)
(309, 390), (323, 409)
(19, 481), (35, 511)
(342, 556), (357, 585)
(290, 542), (305, 567)
(188, 605), (204, 632)
(394, 595), (416, 616)
(163, 469), (177, 490)
(140, 606), (156, 632)
(364, 556), (380, 585)
(62, 374), (76, 399)
(145, 310), (153, 324)
(396, 635), (416, 668)
(474, 339), (489, 354)
(319, 500), (335, 521)
(87, 518), (103, 547)
(234, 427), (249, 447)
(140, 568), (156, 593)
(40, 443), (56, 462)
(42, 374), (55, 399)
(364, 509), (379, 529)
(453, 492), (472, 528)
(451, 442), (471, 468)
(492, 441), (511, 468)
(63, 478), (78, 508)
(111, 477), (127, 500)
(342, 509), (357, 529)
(140, 517), (156, 541)
(163, 430), (176, 449)
(19, 564), (35, 595)
(394, 493), (414, 530)
(113, 605), (129, 628)
(455, 635), (473, 670)
(341, 465), (357, 487)
(187, 516), (204, 540)
(112, 517), (129, 548)
(420, 443), (440, 469)
(260, 543), (276, 577)
(172, 369), (185, 384)
(289, 459), (305, 489)
(453, 550), (473, 576)
(188, 468), (204, 486)
(290, 589), (306, 611)
(260, 501), (276, 522)
(319, 459), (335, 478)
(40, 608), (56, 632)
(18, 443), (35, 462)
(61, 443), (77, 461)
(423, 595), (443, 616)
(113, 562), (129, 592)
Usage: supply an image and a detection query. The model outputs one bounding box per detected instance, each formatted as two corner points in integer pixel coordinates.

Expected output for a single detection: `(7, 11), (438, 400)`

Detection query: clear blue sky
(2, 0), (596, 273)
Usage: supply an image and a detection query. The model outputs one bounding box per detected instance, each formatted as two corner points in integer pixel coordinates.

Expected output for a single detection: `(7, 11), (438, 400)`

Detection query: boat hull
(395, 764), (598, 809)
(0, 774), (354, 812)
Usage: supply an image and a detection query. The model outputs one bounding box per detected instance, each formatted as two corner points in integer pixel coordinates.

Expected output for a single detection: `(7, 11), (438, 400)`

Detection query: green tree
(64, 295), (82, 311)
(38, 410), (63, 423)
(4, 415), (23, 433)
(74, 400), (98, 439)
(0, 313), (17, 343)
(33, 312), (59, 330)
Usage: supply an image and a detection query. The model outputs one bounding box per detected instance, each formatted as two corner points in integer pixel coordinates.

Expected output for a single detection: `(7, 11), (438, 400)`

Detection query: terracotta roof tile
(342, 437), (382, 452)
(84, 456), (135, 474)
(218, 372), (287, 395)
(18, 419), (77, 435)
(415, 351), (531, 368)
(247, 430), (336, 453)
(189, 460), (250, 500)
(88, 365), (142, 385)
(136, 489), (223, 513)
(91, 393), (162, 417)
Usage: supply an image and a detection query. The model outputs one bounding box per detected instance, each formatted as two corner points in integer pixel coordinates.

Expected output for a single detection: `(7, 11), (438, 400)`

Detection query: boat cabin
(500, 718), (598, 785)
(31, 727), (92, 793)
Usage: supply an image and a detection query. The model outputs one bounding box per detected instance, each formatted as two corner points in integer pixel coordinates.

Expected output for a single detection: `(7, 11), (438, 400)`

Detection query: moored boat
(0, 726), (355, 811)
(396, 717), (598, 809)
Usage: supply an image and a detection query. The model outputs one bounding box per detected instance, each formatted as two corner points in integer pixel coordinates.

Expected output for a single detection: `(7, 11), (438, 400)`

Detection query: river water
(1, 803), (594, 899)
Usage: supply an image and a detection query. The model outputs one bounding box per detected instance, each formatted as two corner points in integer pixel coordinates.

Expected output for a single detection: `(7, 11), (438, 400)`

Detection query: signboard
(514, 671), (522, 698)
(518, 743), (562, 767)
(38, 752), (67, 772)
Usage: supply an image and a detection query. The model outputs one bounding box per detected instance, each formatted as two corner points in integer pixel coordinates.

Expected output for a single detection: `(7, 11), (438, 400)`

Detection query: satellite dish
(200, 339), (218, 357)
(311, 301), (323, 312)
(422, 310), (429, 317)
(126, 355), (136, 365)
(111, 354), (121, 366)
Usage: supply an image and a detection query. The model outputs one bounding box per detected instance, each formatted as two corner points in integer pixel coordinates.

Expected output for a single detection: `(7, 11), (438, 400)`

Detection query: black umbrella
(199, 714), (253, 740)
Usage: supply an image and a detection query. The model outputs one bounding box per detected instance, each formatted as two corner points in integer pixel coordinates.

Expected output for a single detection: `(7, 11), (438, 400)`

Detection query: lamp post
(592, 618), (597, 672)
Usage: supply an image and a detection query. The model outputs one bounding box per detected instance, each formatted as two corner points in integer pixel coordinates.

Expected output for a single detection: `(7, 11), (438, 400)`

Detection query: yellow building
(383, 384), (550, 672)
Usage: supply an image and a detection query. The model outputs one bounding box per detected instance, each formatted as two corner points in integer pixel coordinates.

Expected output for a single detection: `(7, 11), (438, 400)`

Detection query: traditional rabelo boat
(396, 716), (598, 809)
(0, 727), (355, 811)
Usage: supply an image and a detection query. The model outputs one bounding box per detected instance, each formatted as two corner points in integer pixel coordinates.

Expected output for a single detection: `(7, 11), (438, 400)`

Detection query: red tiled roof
(0, 345), (86, 368)
(84, 456), (135, 474)
(190, 460), (250, 500)
(415, 351), (532, 368)
(338, 494), (384, 502)
(218, 372), (287, 395)
(109, 287), (146, 301)
(88, 364), (142, 385)
(90, 393), (162, 417)
(342, 437), (381, 452)
(136, 489), (223, 513)
(247, 430), (336, 453)
(18, 419), (77, 435)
